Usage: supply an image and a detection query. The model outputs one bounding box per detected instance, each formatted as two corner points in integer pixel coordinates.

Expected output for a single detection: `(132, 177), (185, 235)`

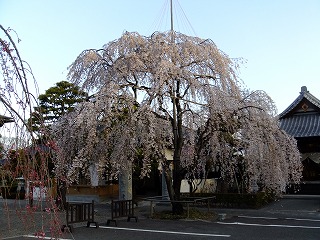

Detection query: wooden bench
(61, 200), (98, 232)
(107, 199), (138, 226)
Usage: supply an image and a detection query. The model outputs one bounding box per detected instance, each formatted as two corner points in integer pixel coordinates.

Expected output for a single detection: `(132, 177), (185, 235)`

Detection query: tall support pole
(170, 0), (175, 44)
(170, 0), (174, 32)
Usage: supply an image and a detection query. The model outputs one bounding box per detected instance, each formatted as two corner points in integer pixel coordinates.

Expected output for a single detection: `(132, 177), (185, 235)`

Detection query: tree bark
(55, 179), (66, 210)
(168, 81), (185, 215)
(172, 150), (184, 214)
(163, 163), (184, 214)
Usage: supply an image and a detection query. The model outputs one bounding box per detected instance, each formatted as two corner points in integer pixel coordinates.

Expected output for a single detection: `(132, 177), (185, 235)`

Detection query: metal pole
(170, 0), (173, 32)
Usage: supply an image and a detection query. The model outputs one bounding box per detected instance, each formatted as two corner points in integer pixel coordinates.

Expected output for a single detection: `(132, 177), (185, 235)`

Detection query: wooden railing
(107, 199), (138, 226)
(61, 200), (98, 232)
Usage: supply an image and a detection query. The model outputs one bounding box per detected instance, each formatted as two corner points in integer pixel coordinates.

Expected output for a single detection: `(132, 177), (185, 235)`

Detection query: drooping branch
(55, 31), (302, 204)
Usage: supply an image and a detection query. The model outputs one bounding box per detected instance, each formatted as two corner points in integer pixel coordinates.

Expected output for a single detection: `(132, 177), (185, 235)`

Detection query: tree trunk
(168, 82), (185, 215)
(163, 163), (184, 215)
(55, 179), (66, 210)
(172, 158), (184, 214)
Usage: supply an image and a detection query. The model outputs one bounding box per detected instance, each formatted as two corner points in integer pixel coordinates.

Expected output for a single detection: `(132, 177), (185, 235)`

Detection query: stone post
(161, 171), (169, 200)
(119, 162), (132, 200)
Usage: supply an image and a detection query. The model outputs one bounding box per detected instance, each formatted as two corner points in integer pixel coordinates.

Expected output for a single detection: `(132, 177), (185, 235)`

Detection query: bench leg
(61, 224), (73, 233)
(150, 201), (154, 218)
(87, 221), (99, 228)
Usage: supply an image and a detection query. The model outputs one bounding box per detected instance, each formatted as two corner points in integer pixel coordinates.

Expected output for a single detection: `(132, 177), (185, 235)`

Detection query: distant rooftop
(279, 86), (320, 119)
(279, 86), (320, 138)
(0, 115), (14, 127)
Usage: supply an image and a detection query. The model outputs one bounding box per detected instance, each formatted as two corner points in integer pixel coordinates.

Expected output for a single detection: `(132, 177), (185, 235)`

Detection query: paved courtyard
(1, 195), (320, 239)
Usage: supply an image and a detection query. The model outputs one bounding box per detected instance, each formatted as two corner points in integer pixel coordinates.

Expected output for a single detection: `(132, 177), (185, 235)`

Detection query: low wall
(67, 184), (119, 202)
(180, 179), (217, 193)
(287, 181), (320, 195)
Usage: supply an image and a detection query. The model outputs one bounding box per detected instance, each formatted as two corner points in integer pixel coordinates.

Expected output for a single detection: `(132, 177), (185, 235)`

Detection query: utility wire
(148, 0), (197, 37)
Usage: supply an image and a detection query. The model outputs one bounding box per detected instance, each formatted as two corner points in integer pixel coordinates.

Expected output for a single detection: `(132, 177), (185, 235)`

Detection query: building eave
(279, 86), (320, 119)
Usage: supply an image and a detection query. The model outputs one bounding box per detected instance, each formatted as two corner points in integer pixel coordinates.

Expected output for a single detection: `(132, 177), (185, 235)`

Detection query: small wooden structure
(67, 184), (119, 203)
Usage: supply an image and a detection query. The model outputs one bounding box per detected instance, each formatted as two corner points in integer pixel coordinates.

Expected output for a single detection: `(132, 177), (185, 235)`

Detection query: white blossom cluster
(53, 31), (302, 195)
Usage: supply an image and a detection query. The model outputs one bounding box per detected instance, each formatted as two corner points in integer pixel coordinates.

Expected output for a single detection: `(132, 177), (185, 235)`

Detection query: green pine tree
(28, 81), (88, 133)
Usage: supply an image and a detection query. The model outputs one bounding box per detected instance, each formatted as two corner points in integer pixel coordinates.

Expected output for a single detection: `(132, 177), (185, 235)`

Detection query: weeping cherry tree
(52, 31), (302, 214)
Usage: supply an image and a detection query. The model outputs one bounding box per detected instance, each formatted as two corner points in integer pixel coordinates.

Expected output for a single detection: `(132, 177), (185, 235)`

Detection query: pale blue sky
(1, 0), (319, 113)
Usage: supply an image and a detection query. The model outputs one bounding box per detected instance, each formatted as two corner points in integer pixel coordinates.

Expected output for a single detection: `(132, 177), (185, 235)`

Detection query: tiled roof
(279, 86), (320, 138)
(279, 86), (320, 119)
(279, 113), (320, 137)
(0, 114), (14, 127)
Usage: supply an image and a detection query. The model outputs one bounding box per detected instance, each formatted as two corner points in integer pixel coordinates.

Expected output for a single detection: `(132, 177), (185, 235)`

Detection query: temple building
(0, 114), (14, 127)
(279, 86), (320, 194)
